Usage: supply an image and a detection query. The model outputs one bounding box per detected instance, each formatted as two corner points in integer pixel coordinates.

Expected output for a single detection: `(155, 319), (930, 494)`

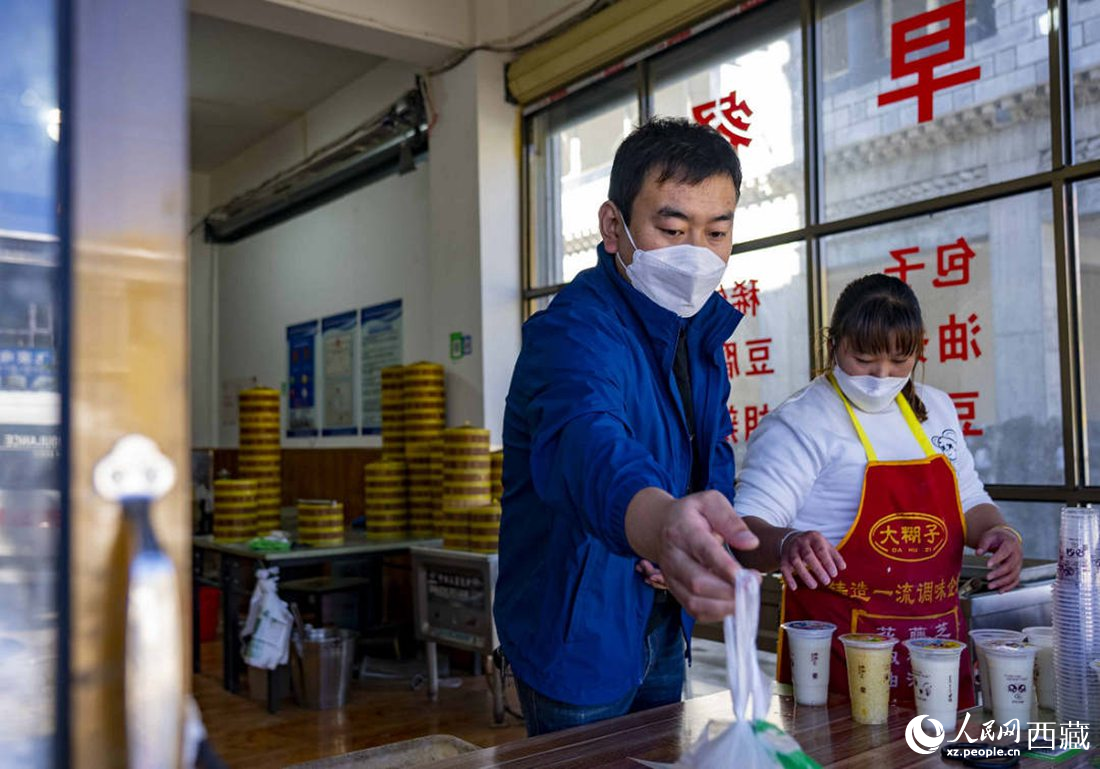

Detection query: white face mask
(614, 214), (728, 318)
(833, 365), (909, 413)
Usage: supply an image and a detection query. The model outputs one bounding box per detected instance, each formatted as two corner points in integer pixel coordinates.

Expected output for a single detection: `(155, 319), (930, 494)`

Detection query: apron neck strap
(826, 373), (936, 461)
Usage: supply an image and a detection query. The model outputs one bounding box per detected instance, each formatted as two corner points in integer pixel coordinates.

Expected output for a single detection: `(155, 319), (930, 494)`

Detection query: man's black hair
(608, 117), (743, 226)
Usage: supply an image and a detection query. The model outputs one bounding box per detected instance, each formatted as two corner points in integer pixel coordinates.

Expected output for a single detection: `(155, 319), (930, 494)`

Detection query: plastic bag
(240, 567), (292, 670)
(635, 570), (820, 769)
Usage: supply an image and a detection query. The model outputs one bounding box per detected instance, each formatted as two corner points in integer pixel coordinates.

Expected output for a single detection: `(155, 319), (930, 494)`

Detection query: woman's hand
(976, 526), (1023, 592)
(780, 530), (847, 591)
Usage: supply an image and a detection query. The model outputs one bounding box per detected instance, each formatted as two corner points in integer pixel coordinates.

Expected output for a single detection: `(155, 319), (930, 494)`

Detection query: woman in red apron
(736, 274), (1024, 708)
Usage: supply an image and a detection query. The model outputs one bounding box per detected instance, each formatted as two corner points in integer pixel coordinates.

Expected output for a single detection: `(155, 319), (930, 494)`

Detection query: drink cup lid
(983, 640), (1037, 657)
(904, 638), (966, 655)
(969, 629), (1025, 642)
(839, 633), (897, 649)
(782, 620), (837, 638)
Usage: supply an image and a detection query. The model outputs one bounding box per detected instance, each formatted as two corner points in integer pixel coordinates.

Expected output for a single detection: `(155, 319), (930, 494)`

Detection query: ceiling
(189, 13), (383, 173)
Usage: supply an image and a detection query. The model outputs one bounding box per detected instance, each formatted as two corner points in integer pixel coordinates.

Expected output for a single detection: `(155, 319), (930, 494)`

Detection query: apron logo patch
(869, 513), (949, 562)
(930, 429), (959, 463)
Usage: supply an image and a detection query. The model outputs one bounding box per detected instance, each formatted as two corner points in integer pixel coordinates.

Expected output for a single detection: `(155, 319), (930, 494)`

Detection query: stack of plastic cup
(1022, 626), (1056, 712)
(969, 629), (1025, 710)
(1053, 506), (1100, 731)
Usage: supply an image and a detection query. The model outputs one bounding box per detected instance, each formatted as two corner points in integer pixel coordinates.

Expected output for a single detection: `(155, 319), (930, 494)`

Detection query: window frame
(520, 0), (1100, 509)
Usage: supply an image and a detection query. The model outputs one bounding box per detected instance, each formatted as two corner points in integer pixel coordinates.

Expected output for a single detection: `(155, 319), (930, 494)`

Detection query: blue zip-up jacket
(495, 244), (743, 706)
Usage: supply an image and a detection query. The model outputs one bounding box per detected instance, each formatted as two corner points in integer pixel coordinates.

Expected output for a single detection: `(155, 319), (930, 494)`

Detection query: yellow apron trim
(826, 374), (878, 462)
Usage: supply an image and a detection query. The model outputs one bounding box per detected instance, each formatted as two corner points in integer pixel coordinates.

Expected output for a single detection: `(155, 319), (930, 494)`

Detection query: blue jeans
(514, 600), (685, 736)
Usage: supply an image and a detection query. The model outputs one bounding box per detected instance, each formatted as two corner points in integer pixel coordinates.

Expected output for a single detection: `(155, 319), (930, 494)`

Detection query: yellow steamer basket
(405, 442), (435, 538)
(214, 479), (258, 543)
(490, 450), (504, 501)
(443, 426), (491, 502)
(238, 387), (282, 534)
(297, 499), (345, 547)
(403, 362), (445, 451)
(380, 365), (406, 459)
(468, 502), (502, 554)
(441, 496), (473, 551)
(364, 460), (408, 541)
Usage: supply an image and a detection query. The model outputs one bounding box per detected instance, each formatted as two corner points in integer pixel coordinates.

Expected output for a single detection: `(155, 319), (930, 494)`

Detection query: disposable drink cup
(782, 620), (836, 706)
(983, 641), (1038, 728)
(1023, 627), (1056, 711)
(969, 629), (1025, 710)
(904, 638), (966, 731)
(839, 633), (897, 725)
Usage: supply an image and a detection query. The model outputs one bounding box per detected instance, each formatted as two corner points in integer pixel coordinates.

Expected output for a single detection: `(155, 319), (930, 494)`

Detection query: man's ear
(598, 200), (627, 261)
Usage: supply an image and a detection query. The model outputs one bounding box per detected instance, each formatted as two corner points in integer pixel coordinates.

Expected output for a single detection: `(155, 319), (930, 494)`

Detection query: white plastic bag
(636, 570), (820, 769)
(240, 567), (292, 670)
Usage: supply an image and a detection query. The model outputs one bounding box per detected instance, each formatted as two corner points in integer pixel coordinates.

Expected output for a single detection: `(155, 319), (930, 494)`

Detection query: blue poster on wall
(360, 299), (403, 435)
(321, 310), (358, 436)
(286, 320), (318, 438)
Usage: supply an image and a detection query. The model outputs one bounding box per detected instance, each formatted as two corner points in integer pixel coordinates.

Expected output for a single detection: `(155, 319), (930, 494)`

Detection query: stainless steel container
(291, 628), (357, 710)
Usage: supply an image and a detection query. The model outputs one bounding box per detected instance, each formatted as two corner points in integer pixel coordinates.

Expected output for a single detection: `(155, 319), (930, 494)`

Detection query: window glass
(822, 190), (1062, 485)
(819, 0), (1049, 221)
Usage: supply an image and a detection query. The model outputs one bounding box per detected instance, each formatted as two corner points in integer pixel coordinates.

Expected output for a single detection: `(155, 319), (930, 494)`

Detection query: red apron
(776, 375), (976, 709)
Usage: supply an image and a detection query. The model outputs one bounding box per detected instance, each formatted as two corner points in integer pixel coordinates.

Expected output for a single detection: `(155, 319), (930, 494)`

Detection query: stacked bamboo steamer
(464, 448), (504, 554)
(490, 450), (504, 501)
(441, 425), (491, 550)
(214, 479), (257, 543)
(402, 362), (445, 455)
(238, 387), (282, 534)
(380, 365), (405, 459)
(429, 441), (444, 533)
(364, 459), (408, 541)
(467, 501), (502, 554)
(297, 500), (344, 547)
(406, 442), (435, 538)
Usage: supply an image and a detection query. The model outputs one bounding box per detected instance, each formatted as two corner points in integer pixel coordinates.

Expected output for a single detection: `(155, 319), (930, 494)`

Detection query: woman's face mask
(832, 341), (918, 413)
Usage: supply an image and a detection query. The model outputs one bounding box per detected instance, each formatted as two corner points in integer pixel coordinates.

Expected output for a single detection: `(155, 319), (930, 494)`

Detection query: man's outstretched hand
(625, 488), (759, 622)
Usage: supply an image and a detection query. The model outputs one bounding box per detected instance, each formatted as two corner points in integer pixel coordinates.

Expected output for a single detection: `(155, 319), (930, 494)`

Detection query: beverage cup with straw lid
(781, 620), (836, 706)
(839, 633), (897, 725)
(969, 628), (1024, 710)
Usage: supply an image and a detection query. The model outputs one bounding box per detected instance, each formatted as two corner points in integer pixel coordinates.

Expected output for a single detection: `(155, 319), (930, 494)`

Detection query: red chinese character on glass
(933, 237), (976, 287)
(939, 312), (982, 362)
(691, 91), (754, 148)
(722, 280), (761, 317)
(728, 405), (740, 444)
(949, 391), (983, 436)
(877, 0), (982, 124)
(744, 404), (770, 441)
(723, 341), (740, 379)
(745, 338), (775, 376)
(885, 247), (925, 285)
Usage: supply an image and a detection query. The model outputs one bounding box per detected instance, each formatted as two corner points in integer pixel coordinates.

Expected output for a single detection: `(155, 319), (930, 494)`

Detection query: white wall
(216, 165), (430, 447)
(191, 51), (524, 449)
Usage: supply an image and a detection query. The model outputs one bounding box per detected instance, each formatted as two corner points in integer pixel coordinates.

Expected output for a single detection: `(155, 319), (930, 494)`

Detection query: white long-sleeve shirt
(735, 376), (993, 544)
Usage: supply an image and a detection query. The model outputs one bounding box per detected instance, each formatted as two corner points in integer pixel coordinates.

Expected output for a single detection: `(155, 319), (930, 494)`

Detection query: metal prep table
(409, 546), (504, 723)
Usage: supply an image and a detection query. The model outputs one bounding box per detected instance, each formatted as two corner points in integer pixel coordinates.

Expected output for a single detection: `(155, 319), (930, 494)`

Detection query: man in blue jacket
(495, 118), (759, 736)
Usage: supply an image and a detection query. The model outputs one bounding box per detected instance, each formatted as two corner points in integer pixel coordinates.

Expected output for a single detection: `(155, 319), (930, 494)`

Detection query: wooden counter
(424, 691), (1096, 768)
